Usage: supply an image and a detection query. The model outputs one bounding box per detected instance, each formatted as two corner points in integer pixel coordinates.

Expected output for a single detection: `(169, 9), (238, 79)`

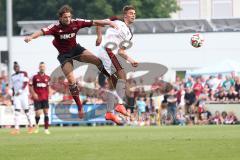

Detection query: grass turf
(0, 125), (239, 160)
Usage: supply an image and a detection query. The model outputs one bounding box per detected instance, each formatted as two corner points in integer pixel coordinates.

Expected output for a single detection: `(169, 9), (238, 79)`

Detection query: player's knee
(116, 70), (126, 79)
(66, 75), (75, 84)
(69, 83), (79, 96)
(43, 110), (49, 116)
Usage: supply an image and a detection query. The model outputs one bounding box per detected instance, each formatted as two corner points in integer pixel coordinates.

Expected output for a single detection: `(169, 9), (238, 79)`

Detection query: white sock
(14, 111), (20, 130)
(116, 79), (126, 104)
(106, 91), (117, 112)
(25, 110), (32, 127)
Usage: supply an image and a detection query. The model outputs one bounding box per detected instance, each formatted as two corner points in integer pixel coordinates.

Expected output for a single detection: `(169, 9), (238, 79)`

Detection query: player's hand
(96, 36), (102, 46)
(109, 21), (118, 30)
(131, 60), (138, 67)
(32, 93), (39, 100)
(24, 36), (32, 43)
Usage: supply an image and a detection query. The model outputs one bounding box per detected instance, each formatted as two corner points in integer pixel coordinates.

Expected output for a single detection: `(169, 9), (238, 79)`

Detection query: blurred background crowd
(1, 70), (239, 126)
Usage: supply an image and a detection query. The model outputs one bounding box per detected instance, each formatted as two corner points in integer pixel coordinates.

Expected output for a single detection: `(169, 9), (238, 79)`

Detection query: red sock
(69, 84), (82, 112)
(72, 95), (83, 112)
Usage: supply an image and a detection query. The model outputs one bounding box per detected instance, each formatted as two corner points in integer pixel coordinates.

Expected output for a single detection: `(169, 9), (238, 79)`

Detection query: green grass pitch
(0, 125), (239, 160)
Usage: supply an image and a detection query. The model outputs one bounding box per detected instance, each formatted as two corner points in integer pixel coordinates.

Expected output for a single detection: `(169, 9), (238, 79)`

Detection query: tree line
(0, 0), (180, 35)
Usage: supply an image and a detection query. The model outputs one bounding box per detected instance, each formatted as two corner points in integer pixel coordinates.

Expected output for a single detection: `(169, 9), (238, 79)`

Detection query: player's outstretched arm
(29, 85), (38, 100)
(95, 25), (102, 46)
(24, 30), (43, 43)
(118, 48), (138, 67)
(93, 20), (118, 29)
(95, 16), (120, 46)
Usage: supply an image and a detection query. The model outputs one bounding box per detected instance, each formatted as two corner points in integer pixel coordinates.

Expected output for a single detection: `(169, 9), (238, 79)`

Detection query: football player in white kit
(96, 5), (138, 125)
(10, 62), (34, 134)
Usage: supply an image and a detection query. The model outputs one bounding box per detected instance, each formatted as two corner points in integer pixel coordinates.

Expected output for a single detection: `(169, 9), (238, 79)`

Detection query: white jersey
(101, 20), (133, 54)
(98, 20), (133, 75)
(11, 71), (29, 95)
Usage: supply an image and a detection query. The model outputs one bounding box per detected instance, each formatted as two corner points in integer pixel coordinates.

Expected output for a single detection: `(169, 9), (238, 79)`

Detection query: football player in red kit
(29, 62), (51, 134)
(24, 5), (117, 118)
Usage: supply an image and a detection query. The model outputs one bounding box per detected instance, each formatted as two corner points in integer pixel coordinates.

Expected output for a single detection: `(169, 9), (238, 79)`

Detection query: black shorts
(34, 100), (49, 111)
(57, 44), (86, 66)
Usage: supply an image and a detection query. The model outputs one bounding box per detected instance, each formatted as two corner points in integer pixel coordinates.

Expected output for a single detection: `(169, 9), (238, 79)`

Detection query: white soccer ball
(190, 33), (204, 48)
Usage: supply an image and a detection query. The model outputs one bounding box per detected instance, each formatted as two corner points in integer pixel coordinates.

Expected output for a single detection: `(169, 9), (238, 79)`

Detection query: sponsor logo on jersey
(60, 33), (76, 39)
(36, 83), (47, 88)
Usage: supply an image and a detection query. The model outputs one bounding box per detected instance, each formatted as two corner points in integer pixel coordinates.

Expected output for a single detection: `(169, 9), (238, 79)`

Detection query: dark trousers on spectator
(167, 105), (177, 124)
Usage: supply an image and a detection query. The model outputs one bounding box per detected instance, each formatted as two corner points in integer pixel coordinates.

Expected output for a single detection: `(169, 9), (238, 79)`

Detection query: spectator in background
(184, 76), (194, 88)
(184, 87), (196, 115)
(222, 75), (235, 91)
(175, 107), (186, 126)
(173, 76), (182, 90)
(206, 75), (220, 100)
(221, 111), (228, 124)
(226, 86), (238, 102)
(136, 97), (147, 125)
(197, 106), (212, 125)
(211, 111), (223, 125)
(206, 76), (217, 91)
(196, 93), (208, 114)
(215, 88), (226, 102)
(200, 76), (206, 88)
(176, 84), (185, 107)
(166, 89), (177, 124)
(202, 84), (210, 101)
(234, 77), (240, 100)
(217, 74), (224, 88)
(193, 77), (203, 99)
(225, 111), (238, 124)
(1, 70), (8, 83)
(0, 78), (7, 96)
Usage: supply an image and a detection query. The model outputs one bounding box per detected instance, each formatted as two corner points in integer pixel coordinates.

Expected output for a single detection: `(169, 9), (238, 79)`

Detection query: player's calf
(69, 83), (84, 118)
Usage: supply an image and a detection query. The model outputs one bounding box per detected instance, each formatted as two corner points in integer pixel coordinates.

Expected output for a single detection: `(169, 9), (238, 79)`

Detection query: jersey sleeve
(22, 71), (29, 82)
(41, 24), (56, 35)
(76, 19), (93, 28)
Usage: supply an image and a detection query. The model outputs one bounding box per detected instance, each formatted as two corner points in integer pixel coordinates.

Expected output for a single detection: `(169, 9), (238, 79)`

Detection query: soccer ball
(190, 33), (204, 48)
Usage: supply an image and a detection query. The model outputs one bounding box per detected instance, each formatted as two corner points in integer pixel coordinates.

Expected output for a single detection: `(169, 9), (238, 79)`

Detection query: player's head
(39, 62), (46, 73)
(13, 61), (20, 73)
(58, 5), (73, 25)
(122, 5), (136, 25)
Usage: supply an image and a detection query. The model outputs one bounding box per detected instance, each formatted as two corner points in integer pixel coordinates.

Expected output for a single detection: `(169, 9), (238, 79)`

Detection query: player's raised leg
(62, 61), (83, 118)
(105, 79), (124, 125)
(79, 50), (113, 79)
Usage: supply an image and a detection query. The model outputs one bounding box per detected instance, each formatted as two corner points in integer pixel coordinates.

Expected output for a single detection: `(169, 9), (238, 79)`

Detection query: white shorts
(13, 93), (29, 110)
(97, 47), (124, 75)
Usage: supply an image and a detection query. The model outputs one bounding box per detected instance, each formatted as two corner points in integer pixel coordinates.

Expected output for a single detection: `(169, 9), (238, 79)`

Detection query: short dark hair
(122, 5), (135, 15)
(39, 62), (45, 65)
(58, 5), (73, 17)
